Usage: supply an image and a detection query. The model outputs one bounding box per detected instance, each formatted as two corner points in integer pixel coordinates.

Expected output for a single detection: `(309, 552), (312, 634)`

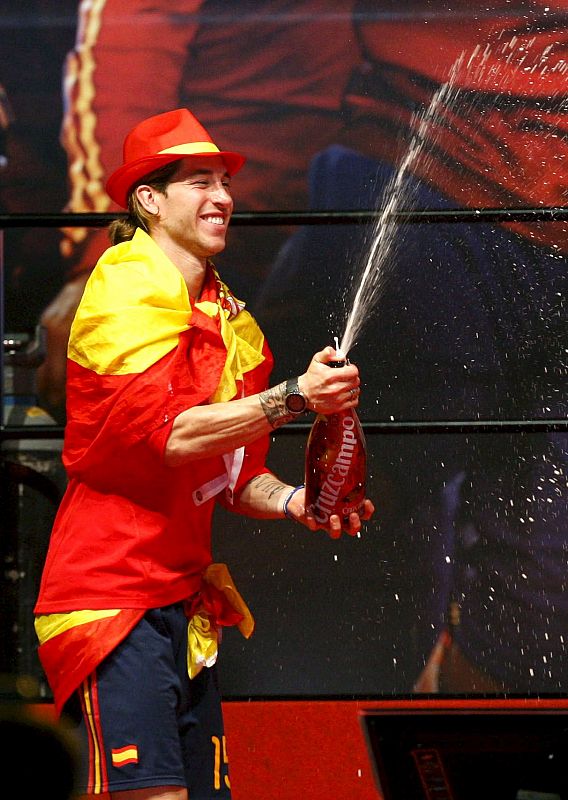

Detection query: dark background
(1, 1), (567, 699)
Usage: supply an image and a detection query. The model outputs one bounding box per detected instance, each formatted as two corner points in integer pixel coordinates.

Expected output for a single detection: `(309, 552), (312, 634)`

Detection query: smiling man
(33, 108), (373, 800)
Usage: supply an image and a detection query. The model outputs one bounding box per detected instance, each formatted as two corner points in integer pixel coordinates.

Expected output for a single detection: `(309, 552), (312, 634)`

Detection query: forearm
(164, 380), (294, 466)
(165, 346), (360, 467)
(229, 472), (293, 520)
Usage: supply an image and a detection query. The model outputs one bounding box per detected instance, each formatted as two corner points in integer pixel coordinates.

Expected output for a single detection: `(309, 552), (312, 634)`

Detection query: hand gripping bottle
(304, 341), (367, 528)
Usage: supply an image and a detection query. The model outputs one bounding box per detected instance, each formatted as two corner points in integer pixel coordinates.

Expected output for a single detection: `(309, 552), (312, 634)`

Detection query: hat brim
(105, 149), (246, 209)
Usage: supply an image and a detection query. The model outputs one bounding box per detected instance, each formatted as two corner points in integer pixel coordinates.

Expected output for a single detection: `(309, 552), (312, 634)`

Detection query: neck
(150, 231), (207, 298)
(181, 258), (208, 300)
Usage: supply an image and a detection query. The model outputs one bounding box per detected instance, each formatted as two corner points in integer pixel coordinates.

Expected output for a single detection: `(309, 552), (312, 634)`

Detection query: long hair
(108, 160), (181, 245)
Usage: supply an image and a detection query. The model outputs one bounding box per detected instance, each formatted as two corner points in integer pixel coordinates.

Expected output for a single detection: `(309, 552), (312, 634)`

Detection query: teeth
(204, 216), (224, 225)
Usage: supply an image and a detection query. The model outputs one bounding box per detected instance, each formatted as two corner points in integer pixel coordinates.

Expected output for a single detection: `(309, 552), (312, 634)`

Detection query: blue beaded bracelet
(283, 484), (305, 520)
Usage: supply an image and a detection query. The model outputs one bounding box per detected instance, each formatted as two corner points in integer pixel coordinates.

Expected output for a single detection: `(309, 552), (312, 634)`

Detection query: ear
(135, 184), (160, 215)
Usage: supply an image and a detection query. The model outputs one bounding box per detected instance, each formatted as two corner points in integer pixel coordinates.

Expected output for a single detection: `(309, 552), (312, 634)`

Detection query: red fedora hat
(105, 108), (246, 208)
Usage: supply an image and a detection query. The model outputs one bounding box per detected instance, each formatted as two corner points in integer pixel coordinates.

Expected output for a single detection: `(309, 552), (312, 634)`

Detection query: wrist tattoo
(249, 473), (286, 500)
(259, 381), (292, 428)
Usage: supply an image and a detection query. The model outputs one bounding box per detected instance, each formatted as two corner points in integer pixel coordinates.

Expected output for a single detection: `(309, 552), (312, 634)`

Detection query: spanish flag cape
(63, 228), (272, 480)
(35, 227), (273, 714)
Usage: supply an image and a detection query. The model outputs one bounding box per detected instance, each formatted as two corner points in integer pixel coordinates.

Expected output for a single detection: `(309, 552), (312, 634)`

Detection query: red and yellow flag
(35, 228), (273, 714)
(63, 227), (270, 482)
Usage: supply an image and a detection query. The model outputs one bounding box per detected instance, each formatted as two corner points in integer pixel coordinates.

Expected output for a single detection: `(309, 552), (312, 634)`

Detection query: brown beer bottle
(304, 346), (367, 528)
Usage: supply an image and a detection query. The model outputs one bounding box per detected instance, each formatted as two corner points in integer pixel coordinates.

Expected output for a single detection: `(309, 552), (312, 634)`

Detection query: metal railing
(1, 206), (567, 441)
(3, 206), (568, 228)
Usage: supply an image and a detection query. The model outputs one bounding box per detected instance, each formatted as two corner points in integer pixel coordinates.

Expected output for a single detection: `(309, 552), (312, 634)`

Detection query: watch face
(286, 391), (307, 413)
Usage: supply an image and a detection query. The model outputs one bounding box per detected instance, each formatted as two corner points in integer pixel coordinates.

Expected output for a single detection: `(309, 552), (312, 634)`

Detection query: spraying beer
(304, 339), (367, 528)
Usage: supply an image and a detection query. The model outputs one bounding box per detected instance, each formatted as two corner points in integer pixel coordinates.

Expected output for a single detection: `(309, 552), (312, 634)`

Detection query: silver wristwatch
(284, 376), (307, 415)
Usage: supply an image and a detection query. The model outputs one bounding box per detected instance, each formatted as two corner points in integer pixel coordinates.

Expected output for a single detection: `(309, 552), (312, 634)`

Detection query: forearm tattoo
(259, 381), (292, 428)
(249, 473), (287, 501)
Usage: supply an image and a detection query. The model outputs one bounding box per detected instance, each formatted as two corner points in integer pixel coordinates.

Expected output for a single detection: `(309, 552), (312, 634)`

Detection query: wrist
(283, 376), (308, 416)
(259, 381), (297, 428)
(282, 484), (305, 520)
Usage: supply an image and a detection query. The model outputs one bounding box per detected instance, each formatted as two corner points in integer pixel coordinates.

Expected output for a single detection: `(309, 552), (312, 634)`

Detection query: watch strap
(286, 376), (300, 395)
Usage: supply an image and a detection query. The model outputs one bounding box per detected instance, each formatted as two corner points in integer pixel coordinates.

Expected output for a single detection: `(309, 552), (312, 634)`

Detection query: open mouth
(202, 214), (225, 226)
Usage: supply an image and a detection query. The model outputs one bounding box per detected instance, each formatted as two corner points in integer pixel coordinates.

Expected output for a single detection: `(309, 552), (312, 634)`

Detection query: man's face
(154, 156), (234, 259)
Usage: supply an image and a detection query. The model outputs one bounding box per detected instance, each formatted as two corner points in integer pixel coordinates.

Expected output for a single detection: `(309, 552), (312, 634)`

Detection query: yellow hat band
(158, 141), (220, 156)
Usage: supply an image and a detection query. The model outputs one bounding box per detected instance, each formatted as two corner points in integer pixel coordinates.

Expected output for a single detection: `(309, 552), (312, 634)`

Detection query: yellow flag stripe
(68, 229), (266, 400)
(112, 747), (139, 765)
(82, 679), (104, 794)
(68, 230), (190, 374)
(35, 609), (121, 645)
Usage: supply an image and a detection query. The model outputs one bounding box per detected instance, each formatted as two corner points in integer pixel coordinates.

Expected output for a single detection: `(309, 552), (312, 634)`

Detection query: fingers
(311, 345), (354, 370)
(325, 501), (375, 539)
(303, 506), (320, 532)
(328, 515), (343, 539)
(303, 501), (374, 539)
(361, 499), (375, 520)
(325, 513), (360, 539)
(314, 345), (341, 365)
(303, 351), (361, 413)
(304, 507), (351, 538)
(347, 385), (361, 404)
(288, 490), (372, 535)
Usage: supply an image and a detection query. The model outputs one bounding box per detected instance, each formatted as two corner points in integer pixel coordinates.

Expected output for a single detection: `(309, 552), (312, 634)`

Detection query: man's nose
(211, 182), (232, 204)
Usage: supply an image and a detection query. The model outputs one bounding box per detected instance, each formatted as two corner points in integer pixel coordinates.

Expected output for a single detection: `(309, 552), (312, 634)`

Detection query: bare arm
(221, 472), (293, 519)
(166, 344), (375, 538)
(225, 473), (376, 540)
(164, 346), (360, 466)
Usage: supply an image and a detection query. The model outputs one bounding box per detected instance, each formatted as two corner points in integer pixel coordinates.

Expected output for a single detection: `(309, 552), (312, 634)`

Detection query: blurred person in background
(37, 0), (361, 418)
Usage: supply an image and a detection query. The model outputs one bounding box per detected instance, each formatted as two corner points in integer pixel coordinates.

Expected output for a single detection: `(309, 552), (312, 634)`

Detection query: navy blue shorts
(65, 603), (231, 797)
